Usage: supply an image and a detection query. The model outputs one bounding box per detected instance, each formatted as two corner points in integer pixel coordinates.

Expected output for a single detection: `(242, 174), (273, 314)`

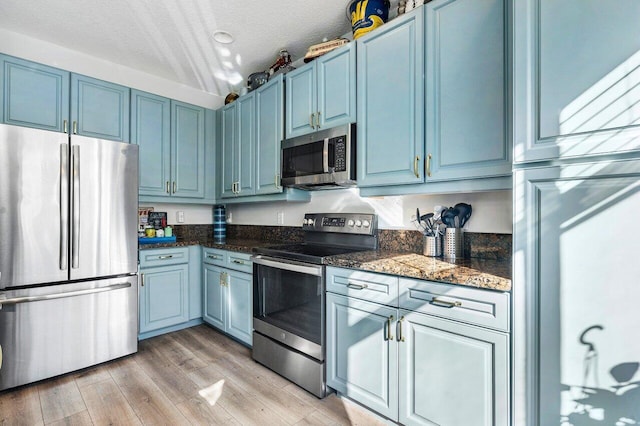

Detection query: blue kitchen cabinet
(424, 0), (510, 181)
(202, 248), (252, 346)
(139, 263), (189, 333)
(71, 74), (129, 142)
(326, 293), (399, 420)
(131, 90), (171, 196)
(356, 10), (424, 187)
(203, 263), (226, 330)
(399, 310), (509, 426)
(285, 43), (356, 138)
(0, 54), (69, 132)
(188, 245), (202, 320)
(255, 75), (284, 195)
(220, 93), (255, 198)
(513, 158), (640, 425)
(514, 0), (640, 162)
(171, 100), (205, 198)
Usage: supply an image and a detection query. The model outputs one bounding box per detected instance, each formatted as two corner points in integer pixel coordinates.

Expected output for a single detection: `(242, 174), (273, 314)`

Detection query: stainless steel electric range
(251, 213), (378, 398)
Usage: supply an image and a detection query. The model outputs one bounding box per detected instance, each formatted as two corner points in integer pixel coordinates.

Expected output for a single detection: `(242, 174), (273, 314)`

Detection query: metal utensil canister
(423, 235), (442, 257)
(443, 228), (463, 259)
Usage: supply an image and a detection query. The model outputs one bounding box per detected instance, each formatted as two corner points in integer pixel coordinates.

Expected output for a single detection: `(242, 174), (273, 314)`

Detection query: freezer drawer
(0, 275), (138, 391)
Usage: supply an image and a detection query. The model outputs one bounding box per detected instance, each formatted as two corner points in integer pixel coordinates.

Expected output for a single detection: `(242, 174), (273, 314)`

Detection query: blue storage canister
(213, 205), (226, 243)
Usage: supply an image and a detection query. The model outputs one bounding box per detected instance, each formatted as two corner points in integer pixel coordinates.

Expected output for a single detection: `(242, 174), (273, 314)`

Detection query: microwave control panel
(331, 136), (347, 172)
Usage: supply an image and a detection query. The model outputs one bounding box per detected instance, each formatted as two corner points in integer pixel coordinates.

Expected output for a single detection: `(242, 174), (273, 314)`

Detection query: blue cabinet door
(425, 0), (510, 181)
(203, 264), (226, 331)
(220, 102), (237, 198)
(237, 94), (255, 196)
(71, 74), (129, 142)
(139, 264), (189, 333)
(225, 269), (253, 346)
(317, 43), (356, 130)
(399, 310), (509, 426)
(285, 64), (316, 138)
(131, 90), (171, 197)
(513, 158), (640, 425)
(171, 100), (205, 198)
(255, 75), (284, 195)
(326, 293), (399, 420)
(356, 10), (425, 187)
(514, 0), (640, 162)
(0, 54), (69, 133)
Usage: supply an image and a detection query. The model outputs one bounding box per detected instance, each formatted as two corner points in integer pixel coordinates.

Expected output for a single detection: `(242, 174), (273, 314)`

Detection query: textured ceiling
(0, 0), (360, 97)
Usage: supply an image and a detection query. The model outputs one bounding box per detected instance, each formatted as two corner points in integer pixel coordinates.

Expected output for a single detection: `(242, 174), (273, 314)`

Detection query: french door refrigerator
(0, 123), (139, 391)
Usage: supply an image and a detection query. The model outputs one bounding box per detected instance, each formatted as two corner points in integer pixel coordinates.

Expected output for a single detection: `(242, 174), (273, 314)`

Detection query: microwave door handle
(323, 138), (329, 173)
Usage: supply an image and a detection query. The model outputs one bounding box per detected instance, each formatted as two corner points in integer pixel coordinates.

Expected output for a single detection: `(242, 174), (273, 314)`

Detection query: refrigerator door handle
(71, 145), (80, 269)
(0, 282), (131, 307)
(60, 144), (69, 271)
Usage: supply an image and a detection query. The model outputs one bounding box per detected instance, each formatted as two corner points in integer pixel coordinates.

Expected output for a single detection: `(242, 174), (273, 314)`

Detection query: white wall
(140, 203), (214, 226)
(227, 189), (513, 234)
(0, 28), (224, 109)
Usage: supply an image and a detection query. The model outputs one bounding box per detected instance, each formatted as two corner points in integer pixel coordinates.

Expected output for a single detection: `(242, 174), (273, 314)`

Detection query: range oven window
(282, 140), (325, 178)
(253, 262), (322, 345)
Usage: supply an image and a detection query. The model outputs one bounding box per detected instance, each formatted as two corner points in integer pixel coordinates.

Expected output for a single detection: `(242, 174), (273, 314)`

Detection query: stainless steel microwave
(281, 123), (356, 190)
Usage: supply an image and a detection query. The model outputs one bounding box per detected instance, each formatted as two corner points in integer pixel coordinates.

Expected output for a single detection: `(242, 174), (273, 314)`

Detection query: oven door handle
(252, 255), (323, 277)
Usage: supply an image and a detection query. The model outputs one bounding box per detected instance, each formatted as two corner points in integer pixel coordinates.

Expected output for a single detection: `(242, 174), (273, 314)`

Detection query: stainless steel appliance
(0, 123), (139, 391)
(281, 123), (356, 190)
(252, 213), (377, 397)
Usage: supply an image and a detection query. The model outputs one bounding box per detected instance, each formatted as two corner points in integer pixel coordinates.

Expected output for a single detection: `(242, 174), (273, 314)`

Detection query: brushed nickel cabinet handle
(426, 153), (432, 177)
(141, 273), (145, 287)
(397, 316), (405, 342)
(430, 298), (462, 308)
(166, 181), (170, 193)
(310, 113), (315, 129)
(158, 255), (173, 260)
(275, 174), (280, 189)
(72, 121), (78, 134)
(63, 119), (68, 133)
(232, 259), (245, 265)
(386, 315), (394, 341)
(316, 111), (321, 129)
(347, 282), (368, 290)
(207, 254), (220, 260)
(173, 182), (177, 194)
(414, 156), (420, 178)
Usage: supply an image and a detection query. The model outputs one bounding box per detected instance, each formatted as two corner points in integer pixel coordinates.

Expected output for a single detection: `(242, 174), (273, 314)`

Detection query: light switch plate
(177, 211), (185, 223)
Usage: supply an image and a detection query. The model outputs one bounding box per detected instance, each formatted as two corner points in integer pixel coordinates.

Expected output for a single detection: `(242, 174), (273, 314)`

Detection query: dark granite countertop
(324, 250), (511, 292)
(140, 239), (511, 292)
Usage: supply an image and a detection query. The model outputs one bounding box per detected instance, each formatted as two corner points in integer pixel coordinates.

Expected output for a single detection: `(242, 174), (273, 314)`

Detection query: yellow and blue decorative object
(348, 0), (390, 39)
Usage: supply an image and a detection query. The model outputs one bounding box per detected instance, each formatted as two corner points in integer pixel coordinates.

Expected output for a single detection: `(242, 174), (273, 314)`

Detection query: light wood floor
(0, 325), (385, 425)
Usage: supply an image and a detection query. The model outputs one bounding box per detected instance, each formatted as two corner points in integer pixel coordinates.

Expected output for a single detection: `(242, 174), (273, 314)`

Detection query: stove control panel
(302, 213), (377, 235)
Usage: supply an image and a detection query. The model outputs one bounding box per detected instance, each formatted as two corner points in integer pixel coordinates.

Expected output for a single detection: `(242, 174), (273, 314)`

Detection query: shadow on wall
(562, 325), (640, 425)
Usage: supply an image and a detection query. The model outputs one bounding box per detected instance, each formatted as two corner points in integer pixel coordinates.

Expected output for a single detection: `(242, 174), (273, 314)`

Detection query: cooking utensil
(454, 203), (472, 228)
(442, 207), (459, 228)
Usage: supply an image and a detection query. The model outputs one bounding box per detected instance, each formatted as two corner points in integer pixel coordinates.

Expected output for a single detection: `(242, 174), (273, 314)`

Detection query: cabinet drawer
(139, 247), (189, 268)
(326, 267), (398, 306)
(226, 252), (253, 274)
(202, 248), (227, 267)
(399, 278), (509, 332)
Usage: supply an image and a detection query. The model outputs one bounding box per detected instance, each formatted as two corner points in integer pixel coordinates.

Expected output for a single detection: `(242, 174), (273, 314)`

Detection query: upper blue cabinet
(514, 0), (640, 163)
(356, 10), (425, 187)
(255, 75), (284, 195)
(357, 0), (509, 190)
(0, 54), (70, 133)
(285, 43), (356, 138)
(171, 101), (206, 198)
(71, 74), (130, 142)
(1, 54), (130, 142)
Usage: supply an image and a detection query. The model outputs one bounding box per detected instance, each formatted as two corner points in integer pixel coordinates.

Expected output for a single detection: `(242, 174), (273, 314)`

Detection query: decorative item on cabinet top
(347, 0), (390, 39)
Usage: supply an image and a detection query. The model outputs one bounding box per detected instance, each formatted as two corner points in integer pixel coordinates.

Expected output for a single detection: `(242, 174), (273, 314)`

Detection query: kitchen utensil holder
(443, 228), (463, 259)
(213, 205), (226, 243)
(423, 235), (442, 257)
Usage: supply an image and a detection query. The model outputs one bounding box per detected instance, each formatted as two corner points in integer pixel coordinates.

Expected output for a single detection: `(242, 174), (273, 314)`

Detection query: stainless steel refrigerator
(0, 123), (139, 391)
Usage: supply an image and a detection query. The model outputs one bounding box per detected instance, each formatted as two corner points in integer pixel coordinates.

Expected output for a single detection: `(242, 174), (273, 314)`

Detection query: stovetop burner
(252, 213), (378, 264)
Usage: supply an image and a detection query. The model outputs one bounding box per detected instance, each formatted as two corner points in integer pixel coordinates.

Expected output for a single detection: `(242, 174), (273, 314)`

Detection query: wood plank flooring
(0, 325), (385, 425)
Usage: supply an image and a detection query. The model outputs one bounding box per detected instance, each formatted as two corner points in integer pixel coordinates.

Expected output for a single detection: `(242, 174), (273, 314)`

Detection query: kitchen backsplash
(172, 224), (511, 261)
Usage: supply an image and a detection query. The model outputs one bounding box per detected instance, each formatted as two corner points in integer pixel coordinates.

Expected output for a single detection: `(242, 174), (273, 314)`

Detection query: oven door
(252, 255), (324, 361)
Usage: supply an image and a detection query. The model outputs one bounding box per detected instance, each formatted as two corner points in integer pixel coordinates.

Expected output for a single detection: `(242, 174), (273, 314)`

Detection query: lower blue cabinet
(326, 293), (398, 420)
(203, 250), (252, 346)
(139, 263), (189, 334)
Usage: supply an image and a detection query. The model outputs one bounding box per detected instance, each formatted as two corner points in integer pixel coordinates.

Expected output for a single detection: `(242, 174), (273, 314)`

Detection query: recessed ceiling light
(213, 30), (234, 44)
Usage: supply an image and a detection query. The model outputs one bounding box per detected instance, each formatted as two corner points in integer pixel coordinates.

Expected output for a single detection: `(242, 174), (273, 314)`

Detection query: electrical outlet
(177, 211), (185, 223)
(277, 211), (284, 225)
(227, 212), (233, 223)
